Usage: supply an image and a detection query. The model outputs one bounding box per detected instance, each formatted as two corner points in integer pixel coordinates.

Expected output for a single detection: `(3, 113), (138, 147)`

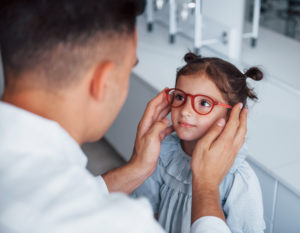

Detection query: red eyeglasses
(165, 88), (232, 115)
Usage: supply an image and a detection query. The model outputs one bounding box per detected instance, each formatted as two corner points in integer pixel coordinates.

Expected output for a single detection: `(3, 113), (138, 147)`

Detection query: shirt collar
(0, 101), (87, 168)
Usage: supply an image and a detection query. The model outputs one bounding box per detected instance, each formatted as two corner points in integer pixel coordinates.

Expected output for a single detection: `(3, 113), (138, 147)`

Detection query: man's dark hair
(0, 0), (145, 88)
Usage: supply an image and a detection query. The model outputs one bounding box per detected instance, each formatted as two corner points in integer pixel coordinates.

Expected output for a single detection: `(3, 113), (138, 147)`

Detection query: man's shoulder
(1, 162), (164, 233)
(0, 151), (102, 211)
(0, 151), (163, 232)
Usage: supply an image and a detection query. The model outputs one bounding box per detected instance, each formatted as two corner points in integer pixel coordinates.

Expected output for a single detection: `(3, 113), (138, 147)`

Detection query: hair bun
(244, 67), (263, 81)
(184, 52), (202, 64)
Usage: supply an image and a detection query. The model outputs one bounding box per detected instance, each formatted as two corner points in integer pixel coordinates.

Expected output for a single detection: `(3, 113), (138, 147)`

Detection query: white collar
(0, 101), (87, 167)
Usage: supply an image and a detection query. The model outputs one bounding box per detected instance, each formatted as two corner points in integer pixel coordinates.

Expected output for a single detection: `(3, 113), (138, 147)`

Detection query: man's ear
(90, 61), (114, 101)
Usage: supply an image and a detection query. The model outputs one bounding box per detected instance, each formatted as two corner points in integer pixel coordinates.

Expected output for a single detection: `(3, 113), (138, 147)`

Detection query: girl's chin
(176, 129), (203, 141)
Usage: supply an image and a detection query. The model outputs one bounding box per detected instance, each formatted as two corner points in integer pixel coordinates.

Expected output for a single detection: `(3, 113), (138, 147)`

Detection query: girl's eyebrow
(198, 93), (224, 103)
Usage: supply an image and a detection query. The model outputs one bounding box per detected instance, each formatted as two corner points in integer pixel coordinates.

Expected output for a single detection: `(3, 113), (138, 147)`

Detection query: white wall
(203, 0), (245, 29)
(202, 0), (246, 60)
(106, 73), (159, 160)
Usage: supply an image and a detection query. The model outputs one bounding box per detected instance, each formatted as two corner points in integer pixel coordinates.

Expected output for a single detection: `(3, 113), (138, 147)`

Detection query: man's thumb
(148, 118), (170, 138)
(201, 118), (226, 145)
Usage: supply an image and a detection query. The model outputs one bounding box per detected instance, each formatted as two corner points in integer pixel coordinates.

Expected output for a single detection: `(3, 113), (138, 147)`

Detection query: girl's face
(171, 74), (229, 141)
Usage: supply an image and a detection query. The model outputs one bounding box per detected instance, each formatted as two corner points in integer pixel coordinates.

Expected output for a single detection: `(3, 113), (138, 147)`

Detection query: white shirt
(0, 101), (231, 233)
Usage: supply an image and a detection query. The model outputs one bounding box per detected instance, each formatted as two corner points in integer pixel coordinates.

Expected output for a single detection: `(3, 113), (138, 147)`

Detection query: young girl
(131, 52), (265, 233)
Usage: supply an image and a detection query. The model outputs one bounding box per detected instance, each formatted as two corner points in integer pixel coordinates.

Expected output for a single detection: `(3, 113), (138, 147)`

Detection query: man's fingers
(146, 89), (169, 118)
(220, 107), (248, 166)
(160, 125), (174, 140)
(152, 90), (170, 120)
(157, 105), (171, 121)
(233, 107), (248, 148)
(147, 118), (170, 140)
(137, 89), (169, 138)
(139, 89), (168, 124)
(198, 118), (226, 149)
(218, 103), (243, 141)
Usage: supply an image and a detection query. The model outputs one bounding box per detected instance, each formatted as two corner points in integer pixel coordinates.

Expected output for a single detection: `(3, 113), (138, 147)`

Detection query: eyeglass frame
(164, 88), (232, 115)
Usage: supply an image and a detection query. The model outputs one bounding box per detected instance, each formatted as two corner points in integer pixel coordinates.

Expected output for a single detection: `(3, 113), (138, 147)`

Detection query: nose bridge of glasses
(180, 94), (194, 113)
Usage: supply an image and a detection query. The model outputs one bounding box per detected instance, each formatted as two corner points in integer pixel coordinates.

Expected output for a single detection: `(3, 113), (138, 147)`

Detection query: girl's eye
(175, 94), (185, 101)
(200, 99), (211, 107)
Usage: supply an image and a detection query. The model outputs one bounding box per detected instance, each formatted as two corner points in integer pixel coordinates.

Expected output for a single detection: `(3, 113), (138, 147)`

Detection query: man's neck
(2, 88), (84, 145)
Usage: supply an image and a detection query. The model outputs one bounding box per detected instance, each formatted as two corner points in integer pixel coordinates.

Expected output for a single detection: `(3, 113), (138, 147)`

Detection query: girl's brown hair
(176, 52), (263, 107)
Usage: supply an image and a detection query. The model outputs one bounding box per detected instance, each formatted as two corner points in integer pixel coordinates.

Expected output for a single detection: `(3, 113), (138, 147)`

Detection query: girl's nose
(180, 97), (193, 116)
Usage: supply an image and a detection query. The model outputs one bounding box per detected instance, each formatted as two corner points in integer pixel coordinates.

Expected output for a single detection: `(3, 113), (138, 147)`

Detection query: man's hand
(130, 88), (174, 177)
(102, 89), (173, 194)
(191, 103), (247, 223)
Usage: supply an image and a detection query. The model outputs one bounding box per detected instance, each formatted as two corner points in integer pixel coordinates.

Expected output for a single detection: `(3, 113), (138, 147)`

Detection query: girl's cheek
(195, 114), (216, 129)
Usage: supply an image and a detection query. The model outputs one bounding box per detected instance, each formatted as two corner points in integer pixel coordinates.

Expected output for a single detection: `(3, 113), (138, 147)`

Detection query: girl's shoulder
(220, 145), (261, 200)
(228, 145), (248, 174)
(224, 145), (259, 187)
(231, 151), (259, 185)
(221, 144), (260, 191)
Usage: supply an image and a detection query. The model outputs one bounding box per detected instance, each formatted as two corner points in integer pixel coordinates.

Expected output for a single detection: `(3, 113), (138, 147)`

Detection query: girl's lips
(178, 121), (195, 128)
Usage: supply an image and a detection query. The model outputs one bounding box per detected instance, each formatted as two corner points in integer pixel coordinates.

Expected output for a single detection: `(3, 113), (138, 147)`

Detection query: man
(0, 1), (247, 232)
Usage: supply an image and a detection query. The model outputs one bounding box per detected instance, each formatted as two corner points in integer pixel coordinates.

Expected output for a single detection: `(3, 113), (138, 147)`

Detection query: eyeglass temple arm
(216, 102), (232, 109)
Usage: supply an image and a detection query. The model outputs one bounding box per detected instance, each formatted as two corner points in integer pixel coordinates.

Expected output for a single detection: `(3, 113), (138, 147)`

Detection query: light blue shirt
(132, 134), (266, 233)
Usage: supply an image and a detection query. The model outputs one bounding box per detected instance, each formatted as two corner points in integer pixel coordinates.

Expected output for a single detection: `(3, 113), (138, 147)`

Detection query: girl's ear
(89, 61), (114, 101)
